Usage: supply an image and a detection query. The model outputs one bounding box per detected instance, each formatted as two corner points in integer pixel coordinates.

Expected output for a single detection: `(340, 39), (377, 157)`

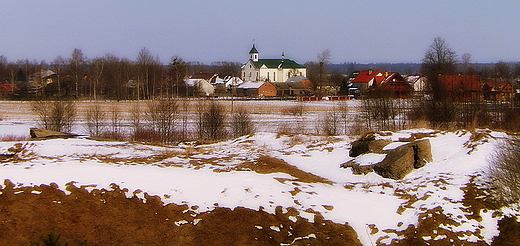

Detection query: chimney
(368, 69), (373, 75)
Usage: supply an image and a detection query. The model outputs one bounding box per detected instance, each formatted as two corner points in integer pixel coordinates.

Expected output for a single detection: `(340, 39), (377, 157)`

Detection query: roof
(482, 81), (513, 92)
(351, 70), (386, 85)
(285, 76), (307, 83)
(185, 79), (209, 87)
(0, 84), (18, 92)
(237, 81), (266, 89)
(438, 75), (480, 91)
(273, 82), (307, 90)
(252, 59), (305, 69)
(249, 44), (258, 54)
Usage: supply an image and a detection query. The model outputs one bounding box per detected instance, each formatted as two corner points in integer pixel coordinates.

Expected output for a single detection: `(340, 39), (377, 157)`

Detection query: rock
(373, 144), (416, 180)
(30, 128), (78, 139)
(374, 139), (433, 180)
(340, 160), (374, 175)
(349, 133), (392, 157)
(342, 137), (433, 180)
(412, 139), (433, 168)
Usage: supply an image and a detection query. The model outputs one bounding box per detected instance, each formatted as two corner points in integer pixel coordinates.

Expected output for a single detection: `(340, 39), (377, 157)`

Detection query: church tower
(249, 44), (259, 62)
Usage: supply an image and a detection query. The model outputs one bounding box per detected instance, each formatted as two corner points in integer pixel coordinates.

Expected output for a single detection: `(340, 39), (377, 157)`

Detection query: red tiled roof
(482, 81), (513, 92)
(351, 70), (386, 85)
(438, 75), (480, 91)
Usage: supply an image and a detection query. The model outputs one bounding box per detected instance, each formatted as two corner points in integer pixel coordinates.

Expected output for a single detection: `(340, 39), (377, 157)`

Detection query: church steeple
(249, 44), (259, 62)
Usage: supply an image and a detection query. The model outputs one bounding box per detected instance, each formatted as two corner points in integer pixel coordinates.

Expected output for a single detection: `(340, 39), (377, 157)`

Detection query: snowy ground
(1, 125), (518, 245)
(1, 100), (519, 245)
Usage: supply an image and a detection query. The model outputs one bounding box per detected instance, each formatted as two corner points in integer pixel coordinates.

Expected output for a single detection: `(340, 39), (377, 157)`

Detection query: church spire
(249, 44), (259, 62)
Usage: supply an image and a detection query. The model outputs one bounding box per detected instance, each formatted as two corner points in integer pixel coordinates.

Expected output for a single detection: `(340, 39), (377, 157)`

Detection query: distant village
(0, 44), (519, 102)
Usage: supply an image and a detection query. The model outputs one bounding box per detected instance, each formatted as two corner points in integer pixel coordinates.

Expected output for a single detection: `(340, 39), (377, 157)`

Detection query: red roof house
(351, 70), (387, 95)
(351, 70), (413, 98)
(437, 75), (480, 101)
(482, 81), (514, 101)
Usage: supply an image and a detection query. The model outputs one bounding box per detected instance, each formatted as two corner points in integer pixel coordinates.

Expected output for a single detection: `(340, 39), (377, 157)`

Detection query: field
(1, 99), (520, 245)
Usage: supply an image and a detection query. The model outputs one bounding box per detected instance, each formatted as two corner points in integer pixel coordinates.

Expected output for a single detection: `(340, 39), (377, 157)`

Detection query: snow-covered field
(1, 100), (519, 245)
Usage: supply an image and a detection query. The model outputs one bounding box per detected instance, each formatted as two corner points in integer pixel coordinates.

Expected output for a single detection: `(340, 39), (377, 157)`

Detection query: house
(236, 81), (277, 97)
(482, 81), (514, 101)
(404, 74), (430, 96)
(370, 72), (414, 98)
(241, 44), (306, 83)
(272, 76), (314, 97)
(437, 75), (480, 101)
(213, 76), (244, 96)
(350, 70), (387, 95)
(350, 70), (413, 98)
(185, 78), (215, 97)
(191, 73), (218, 83)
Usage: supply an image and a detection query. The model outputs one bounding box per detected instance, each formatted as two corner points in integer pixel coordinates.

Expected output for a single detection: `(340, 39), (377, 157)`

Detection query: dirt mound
(235, 155), (333, 184)
(0, 179), (361, 246)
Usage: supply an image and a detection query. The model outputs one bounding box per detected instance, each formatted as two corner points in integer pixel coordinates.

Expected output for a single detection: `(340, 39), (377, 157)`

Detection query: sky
(1, 1), (519, 65)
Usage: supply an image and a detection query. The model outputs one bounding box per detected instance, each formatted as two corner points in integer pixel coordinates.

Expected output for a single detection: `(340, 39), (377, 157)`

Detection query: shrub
(197, 101), (227, 140)
(318, 111), (340, 136)
(131, 128), (162, 144)
(146, 99), (179, 143)
(488, 137), (520, 204)
(85, 104), (106, 137)
(32, 100), (76, 133)
(231, 107), (254, 138)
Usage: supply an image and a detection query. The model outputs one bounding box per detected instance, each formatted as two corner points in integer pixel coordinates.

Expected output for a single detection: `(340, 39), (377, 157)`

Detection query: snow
(0, 120), (518, 245)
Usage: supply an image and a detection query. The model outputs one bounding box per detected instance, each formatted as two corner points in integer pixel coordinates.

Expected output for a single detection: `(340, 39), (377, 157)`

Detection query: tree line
(0, 48), (241, 100)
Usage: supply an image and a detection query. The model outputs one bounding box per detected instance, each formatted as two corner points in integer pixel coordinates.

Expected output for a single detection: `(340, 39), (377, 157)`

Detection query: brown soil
(0, 179), (361, 246)
(234, 155), (332, 184)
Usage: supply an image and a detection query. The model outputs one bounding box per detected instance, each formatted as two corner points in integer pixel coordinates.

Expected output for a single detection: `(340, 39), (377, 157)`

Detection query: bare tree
(90, 57), (105, 100)
(317, 49), (331, 91)
(136, 48), (162, 99)
(459, 53), (473, 75)
(494, 61), (511, 80)
(69, 48), (87, 98)
(51, 56), (67, 98)
(421, 37), (458, 100)
(168, 56), (187, 98)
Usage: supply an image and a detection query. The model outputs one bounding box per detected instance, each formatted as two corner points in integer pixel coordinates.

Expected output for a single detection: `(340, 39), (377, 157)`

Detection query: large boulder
(343, 138), (433, 180)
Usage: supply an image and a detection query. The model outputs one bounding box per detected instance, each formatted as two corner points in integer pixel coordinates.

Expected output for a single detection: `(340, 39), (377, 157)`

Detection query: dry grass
(0, 134), (30, 141)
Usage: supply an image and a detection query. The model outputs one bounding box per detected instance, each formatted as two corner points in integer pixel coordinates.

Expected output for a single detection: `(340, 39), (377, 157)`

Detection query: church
(241, 44), (307, 83)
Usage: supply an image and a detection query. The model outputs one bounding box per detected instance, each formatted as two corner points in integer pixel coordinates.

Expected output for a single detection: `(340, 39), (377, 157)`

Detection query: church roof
(252, 59), (305, 69)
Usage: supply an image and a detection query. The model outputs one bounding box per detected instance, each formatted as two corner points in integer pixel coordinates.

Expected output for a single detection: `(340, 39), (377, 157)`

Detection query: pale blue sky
(1, 1), (519, 64)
